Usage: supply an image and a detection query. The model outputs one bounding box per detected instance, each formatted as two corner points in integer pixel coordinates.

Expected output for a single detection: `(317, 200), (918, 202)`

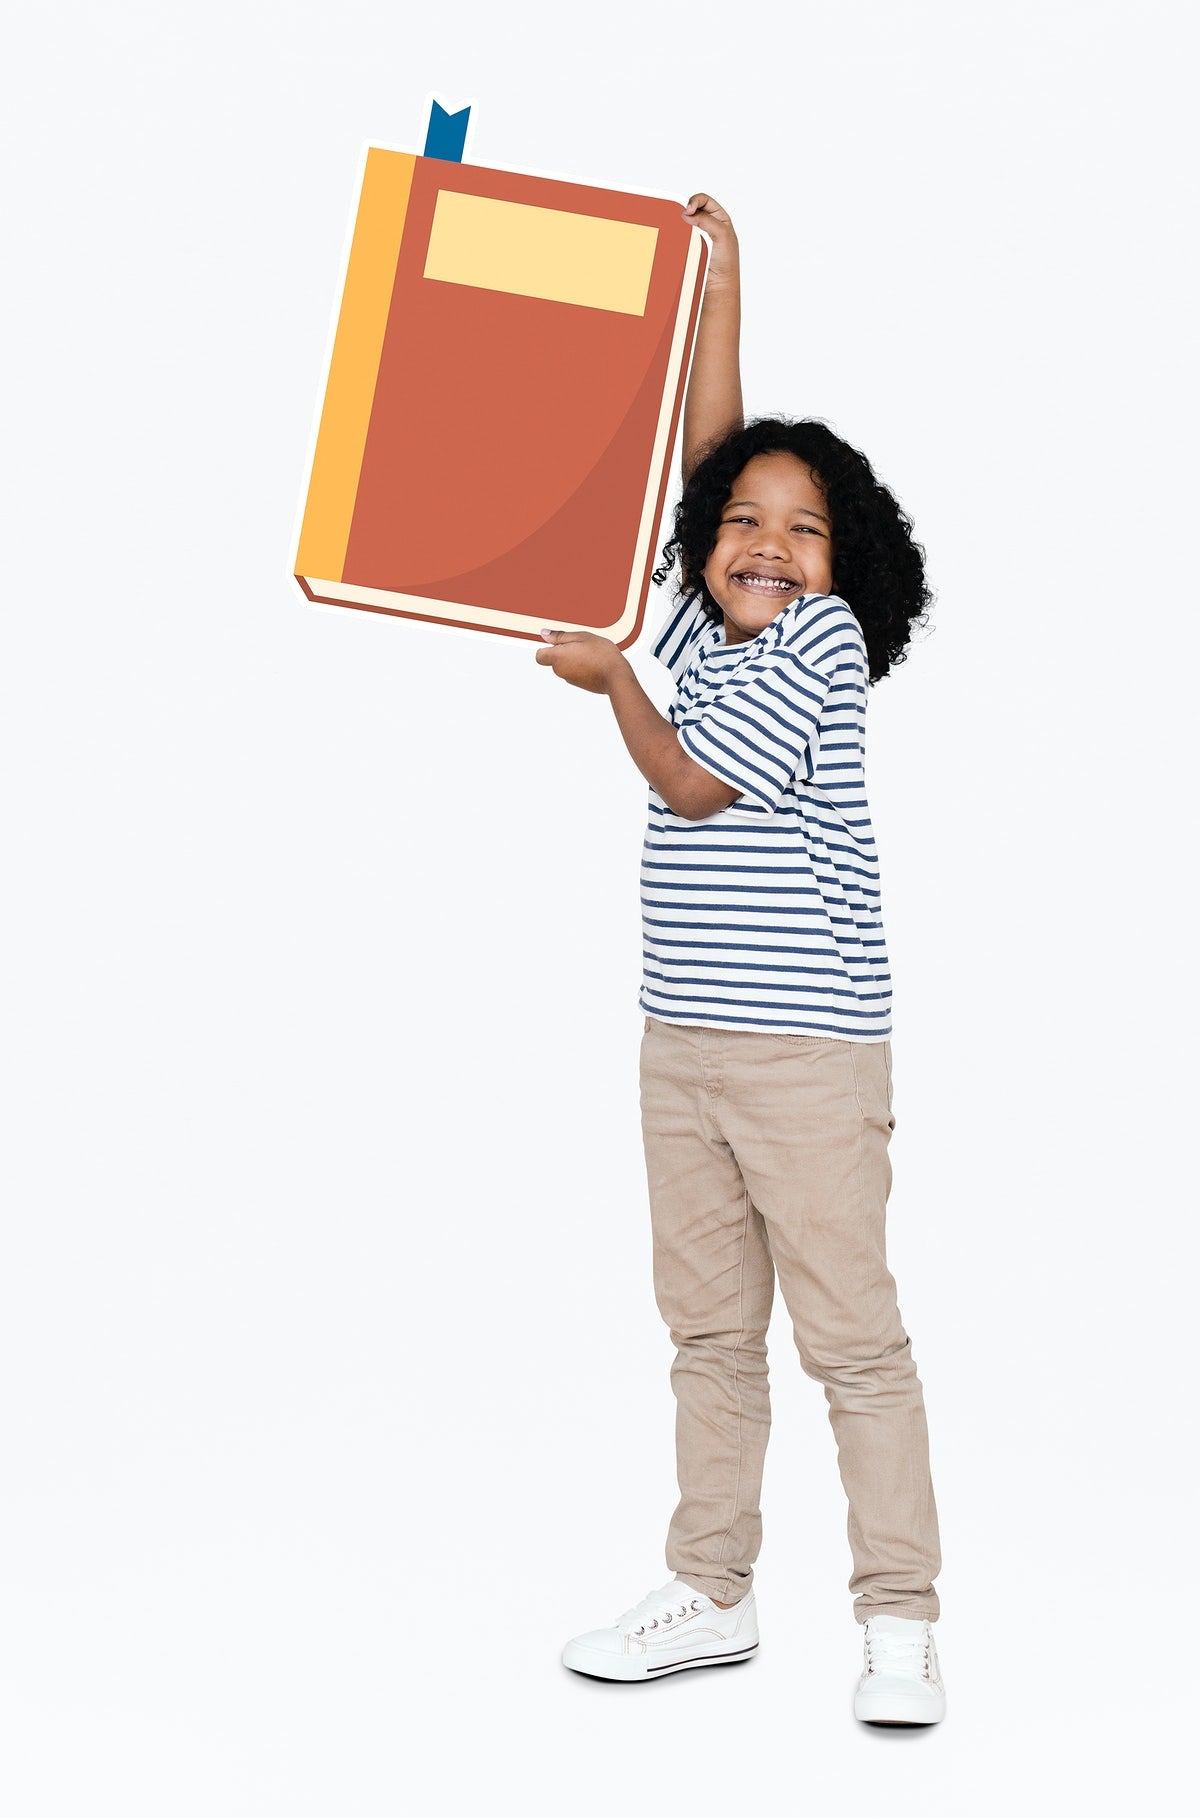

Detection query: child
(538, 194), (946, 1725)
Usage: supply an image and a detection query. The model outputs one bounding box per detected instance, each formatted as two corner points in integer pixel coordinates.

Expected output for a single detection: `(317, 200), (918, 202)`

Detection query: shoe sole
(562, 1640), (759, 1681)
(853, 1692), (946, 1726)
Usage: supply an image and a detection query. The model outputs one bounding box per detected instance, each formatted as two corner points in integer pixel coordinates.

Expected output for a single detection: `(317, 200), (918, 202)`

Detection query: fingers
(682, 192), (730, 223)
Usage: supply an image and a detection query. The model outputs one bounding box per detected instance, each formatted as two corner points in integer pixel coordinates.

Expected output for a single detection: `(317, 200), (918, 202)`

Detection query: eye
(726, 516), (822, 535)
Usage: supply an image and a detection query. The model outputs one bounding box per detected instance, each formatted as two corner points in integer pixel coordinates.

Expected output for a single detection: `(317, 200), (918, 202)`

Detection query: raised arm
(680, 194), (744, 486)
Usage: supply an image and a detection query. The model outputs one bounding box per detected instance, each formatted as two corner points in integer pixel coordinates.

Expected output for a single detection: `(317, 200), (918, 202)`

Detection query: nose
(749, 530), (791, 560)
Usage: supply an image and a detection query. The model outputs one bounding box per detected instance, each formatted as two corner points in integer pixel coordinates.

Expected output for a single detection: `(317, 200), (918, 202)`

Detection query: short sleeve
(677, 647), (834, 815)
(650, 588), (711, 686)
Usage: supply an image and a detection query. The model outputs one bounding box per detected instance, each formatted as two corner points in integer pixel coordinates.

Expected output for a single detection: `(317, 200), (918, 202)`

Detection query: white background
(3, 1), (1196, 1812)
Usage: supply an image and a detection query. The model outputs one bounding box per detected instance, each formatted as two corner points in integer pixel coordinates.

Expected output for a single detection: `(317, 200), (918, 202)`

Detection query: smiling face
(702, 452), (835, 645)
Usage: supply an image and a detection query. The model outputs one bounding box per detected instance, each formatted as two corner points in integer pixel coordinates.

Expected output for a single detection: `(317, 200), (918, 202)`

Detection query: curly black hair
(651, 416), (933, 684)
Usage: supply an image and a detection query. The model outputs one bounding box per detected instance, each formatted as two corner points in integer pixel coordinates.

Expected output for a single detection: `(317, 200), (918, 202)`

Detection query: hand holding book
(534, 628), (626, 695)
(681, 193), (740, 289)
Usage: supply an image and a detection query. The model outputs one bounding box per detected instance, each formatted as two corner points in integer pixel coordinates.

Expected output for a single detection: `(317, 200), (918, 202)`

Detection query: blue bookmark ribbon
(423, 99), (471, 163)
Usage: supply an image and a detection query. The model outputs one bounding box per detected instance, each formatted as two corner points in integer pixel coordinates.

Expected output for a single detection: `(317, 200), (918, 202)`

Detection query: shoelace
(864, 1624), (932, 1678)
(614, 1584), (705, 1636)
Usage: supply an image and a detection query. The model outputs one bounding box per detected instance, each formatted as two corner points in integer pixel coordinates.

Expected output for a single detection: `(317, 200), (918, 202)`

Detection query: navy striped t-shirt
(638, 586), (892, 1041)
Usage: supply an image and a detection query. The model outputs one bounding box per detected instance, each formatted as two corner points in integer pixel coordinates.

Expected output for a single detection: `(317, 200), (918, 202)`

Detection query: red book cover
(293, 112), (708, 650)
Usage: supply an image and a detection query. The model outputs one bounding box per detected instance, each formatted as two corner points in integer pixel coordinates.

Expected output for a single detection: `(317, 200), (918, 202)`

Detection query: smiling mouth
(731, 572), (799, 596)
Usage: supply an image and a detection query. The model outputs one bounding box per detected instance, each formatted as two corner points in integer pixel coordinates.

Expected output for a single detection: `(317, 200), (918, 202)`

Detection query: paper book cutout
(292, 96), (709, 649)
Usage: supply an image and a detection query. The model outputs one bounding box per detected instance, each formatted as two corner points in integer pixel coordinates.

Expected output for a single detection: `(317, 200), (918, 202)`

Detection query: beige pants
(639, 1014), (941, 1622)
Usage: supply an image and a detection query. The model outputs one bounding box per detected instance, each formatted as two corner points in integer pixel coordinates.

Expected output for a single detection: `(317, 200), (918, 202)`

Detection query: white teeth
(735, 574), (794, 590)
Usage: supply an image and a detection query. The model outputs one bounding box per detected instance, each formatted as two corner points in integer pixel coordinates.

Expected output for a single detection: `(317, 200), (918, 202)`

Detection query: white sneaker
(853, 1613), (946, 1724)
(562, 1578), (759, 1681)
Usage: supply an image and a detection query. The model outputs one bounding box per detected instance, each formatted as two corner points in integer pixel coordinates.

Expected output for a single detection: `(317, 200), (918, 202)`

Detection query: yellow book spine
(296, 148), (416, 582)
